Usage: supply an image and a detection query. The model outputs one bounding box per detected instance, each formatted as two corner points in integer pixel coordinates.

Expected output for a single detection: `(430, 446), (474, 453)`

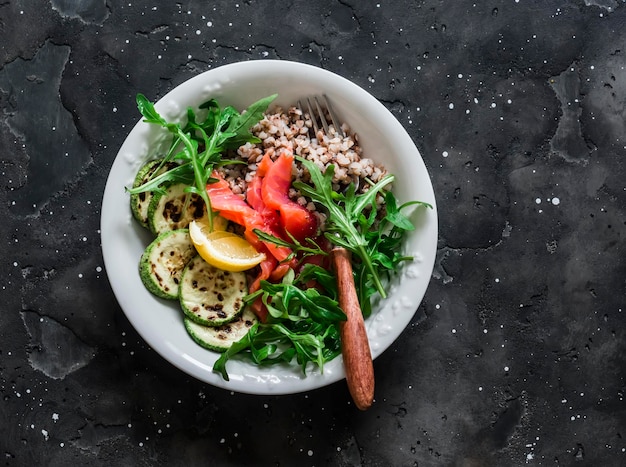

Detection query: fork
(299, 96), (375, 410)
(298, 95), (346, 138)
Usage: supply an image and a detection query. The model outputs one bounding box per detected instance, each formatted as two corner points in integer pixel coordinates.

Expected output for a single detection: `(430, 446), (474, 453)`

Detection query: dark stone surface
(1, 1), (625, 466)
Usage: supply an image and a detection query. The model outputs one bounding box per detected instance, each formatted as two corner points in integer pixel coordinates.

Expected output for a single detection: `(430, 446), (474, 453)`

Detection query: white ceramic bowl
(101, 60), (438, 395)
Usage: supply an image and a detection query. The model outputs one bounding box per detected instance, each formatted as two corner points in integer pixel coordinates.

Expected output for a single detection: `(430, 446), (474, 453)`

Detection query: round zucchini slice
(139, 229), (196, 300)
(184, 308), (258, 352)
(147, 183), (207, 235)
(130, 159), (178, 228)
(179, 255), (248, 326)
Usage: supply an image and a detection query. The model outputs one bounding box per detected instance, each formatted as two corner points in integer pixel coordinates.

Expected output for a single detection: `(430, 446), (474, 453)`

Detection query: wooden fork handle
(331, 247), (375, 410)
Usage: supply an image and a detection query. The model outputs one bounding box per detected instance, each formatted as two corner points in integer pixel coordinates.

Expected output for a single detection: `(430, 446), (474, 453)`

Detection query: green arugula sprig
(293, 158), (432, 316)
(252, 228), (327, 262)
(127, 93), (276, 228)
(212, 266), (345, 380)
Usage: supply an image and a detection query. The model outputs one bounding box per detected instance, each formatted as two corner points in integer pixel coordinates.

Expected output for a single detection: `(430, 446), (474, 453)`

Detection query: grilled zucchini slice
(184, 308), (258, 352)
(139, 229), (196, 300)
(179, 255), (247, 326)
(147, 183), (207, 235)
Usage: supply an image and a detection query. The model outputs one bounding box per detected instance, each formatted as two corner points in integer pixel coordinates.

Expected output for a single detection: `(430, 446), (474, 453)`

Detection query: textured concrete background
(1, 1), (625, 466)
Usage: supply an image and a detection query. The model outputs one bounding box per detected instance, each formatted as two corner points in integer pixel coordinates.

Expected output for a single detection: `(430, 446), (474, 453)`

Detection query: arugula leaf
(252, 228), (326, 260)
(127, 93), (276, 229)
(212, 324), (259, 381)
(222, 94), (278, 149)
(136, 94), (172, 128)
(295, 263), (338, 300)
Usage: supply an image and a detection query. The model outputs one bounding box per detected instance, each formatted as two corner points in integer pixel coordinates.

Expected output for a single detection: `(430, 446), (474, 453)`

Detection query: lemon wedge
(189, 219), (266, 272)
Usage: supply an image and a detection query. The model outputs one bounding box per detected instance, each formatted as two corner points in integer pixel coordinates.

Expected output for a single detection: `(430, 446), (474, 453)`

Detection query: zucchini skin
(184, 308), (258, 352)
(179, 255), (248, 326)
(139, 229), (196, 300)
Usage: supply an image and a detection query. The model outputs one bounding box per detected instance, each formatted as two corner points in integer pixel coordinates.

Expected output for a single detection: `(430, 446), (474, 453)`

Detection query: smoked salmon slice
(261, 149), (318, 243)
(205, 174), (262, 227)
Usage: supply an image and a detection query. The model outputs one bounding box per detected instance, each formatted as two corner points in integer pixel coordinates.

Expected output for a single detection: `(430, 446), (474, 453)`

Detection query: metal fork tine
(321, 94), (346, 137)
(312, 96), (329, 135)
(299, 98), (318, 135)
(298, 95), (346, 138)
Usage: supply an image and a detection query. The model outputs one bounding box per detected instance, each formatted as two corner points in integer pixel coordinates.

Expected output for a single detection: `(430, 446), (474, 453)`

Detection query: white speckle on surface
(52, 413), (59, 422)
(552, 197), (560, 205)
(504, 366), (510, 372)
(442, 151), (449, 157)
(535, 198), (541, 204)
(448, 103), (454, 109)
(42, 429), (49, 441)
